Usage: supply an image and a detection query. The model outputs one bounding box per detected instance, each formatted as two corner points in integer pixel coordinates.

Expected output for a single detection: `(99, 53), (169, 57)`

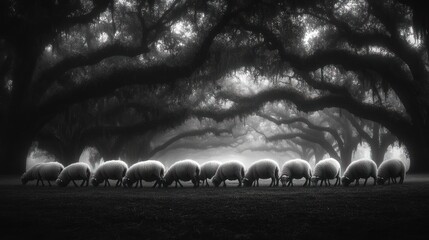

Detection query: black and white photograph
(1, 0), (429, 239)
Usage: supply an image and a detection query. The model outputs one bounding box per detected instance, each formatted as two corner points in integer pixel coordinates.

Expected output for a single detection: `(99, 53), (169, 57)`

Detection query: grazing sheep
(341, 158), (377, 186)
(123, 160), (165, 188)
(36, 162), (65, 187)
(91, 160), (128, 187)
(199, 161), (221, 187)
(377, 158), (406, 185)
(311, 158), (341, 187)
(163, 159), (200, 188)
(212, 160), (245, 187)
(56, 162), (91, 187)
(21, 163), (44, 186)
(280, 159), (312, 187)
(243, 159), (279, 187)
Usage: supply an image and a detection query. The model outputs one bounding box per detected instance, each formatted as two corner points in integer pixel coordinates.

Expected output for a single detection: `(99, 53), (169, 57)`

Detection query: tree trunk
(340, 147), (354, 173)
(370, 143), (385, 167)
(406, 138), (429, 173)
(0, 127), (34, 174)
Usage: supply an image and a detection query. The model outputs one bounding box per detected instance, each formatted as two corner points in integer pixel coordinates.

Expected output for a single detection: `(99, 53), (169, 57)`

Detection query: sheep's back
(39, 162), (64, 180)
(247, 159), (278, 179)
(200, 161), (221, 179)
(168, 160), (199, 181)
(128, 160), (165, 181)
(378, 159), (404, 179)
(59, 162), (90, 180)
(217, 161), (244, 180)
(281, 159), (310, 178)
(96, 160), (127, 180)
(344, 159), (376, 179)
(314, 158), (340, 179)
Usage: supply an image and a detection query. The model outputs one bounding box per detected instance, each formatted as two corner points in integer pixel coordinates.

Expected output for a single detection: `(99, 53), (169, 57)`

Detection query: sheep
(311, 158), (341, 187)
(22, 162), (64, 187)
(91, 160), (128, 187)
(163, 159), (200, 188)
(243, 159), (279, 187)
(21, 163), (43, 186)
(122, 160), (165, 188)
(341, 158), (377, 186)
(198, 161), (221, 187)
(212, 160), (245, 187)
(377, 158), (406, 185)
(56, 162), (91, 187)
(280, 159), (312, 187)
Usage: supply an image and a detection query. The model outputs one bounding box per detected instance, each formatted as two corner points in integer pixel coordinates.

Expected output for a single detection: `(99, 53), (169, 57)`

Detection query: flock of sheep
(21, 157), (406, 188)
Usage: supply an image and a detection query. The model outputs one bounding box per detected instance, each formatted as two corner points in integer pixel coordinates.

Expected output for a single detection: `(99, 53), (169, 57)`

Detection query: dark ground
(1, 175), (429, 240)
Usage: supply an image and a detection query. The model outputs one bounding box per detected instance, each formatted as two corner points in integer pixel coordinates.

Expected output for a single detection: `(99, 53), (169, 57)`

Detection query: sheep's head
(242, 178), (252, 187)
(91, 178), (100, 187)
(212, 177), (221, 187)
(280, 175), (290, 187)
(341, 176), (352, 186)
(376, 177), (386, 185)
(310, 176), (320, 186)
(122, 177), (133, 188)
(56, 178), (67, 187)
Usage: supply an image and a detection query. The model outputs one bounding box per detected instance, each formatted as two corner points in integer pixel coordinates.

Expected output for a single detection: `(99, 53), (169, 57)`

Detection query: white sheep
(212, 160), (245, 187)
(21, 163), (43, 186)
(243, 159), (279, 187)
(341, 158), (377, 186)
(123, 160), (165, 188)
(163, 159), (200, 188)
(91, 160), (128, 187)
(199, 161), (221, 187)
(311, 158), (341, 187)
(377, 158), (406, 185)
(56, 162), (91, 187)
(280, 159), (312, 187)
(22, 162), (64, 187)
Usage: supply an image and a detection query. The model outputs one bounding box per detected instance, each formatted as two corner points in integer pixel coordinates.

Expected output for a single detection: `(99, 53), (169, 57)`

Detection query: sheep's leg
(238, 178), (242, 187)
(373, 177), (377, 186)
(107, 180), (111, 186)
(177, 180), (183, 188)
(252, 181), (256, 187)
(70, 180), (77, 187)
(206, 180), (210, 187)
(270, 178), (275, 187)
(174, 181), (178, 188)
(320, 180), (323, 187)
(355, 179), (359, 186)
(223, 181), (226, 187)
(257, 179), (259, 187)
(392, 177), (397, 184)
(399, 176), (404, 184)
(36, 179), (40, 186)
(327, 179), (331, 186)
(80, 180), (85, 187)
(303, 179), (307, 187)
(40, 179), (45, 187)
(152, 181), (159, 188)
(363, 178), (368, 186)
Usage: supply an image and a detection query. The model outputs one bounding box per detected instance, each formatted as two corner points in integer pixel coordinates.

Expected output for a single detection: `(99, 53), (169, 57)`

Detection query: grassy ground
(1, 175), (429, 240)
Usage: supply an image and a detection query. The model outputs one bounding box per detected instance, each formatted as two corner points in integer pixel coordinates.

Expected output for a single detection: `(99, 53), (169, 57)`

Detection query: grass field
(1, 175), (429, 240)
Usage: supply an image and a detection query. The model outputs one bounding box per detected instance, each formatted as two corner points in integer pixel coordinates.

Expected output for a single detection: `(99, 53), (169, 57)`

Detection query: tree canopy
(0, 0), (427, 173)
